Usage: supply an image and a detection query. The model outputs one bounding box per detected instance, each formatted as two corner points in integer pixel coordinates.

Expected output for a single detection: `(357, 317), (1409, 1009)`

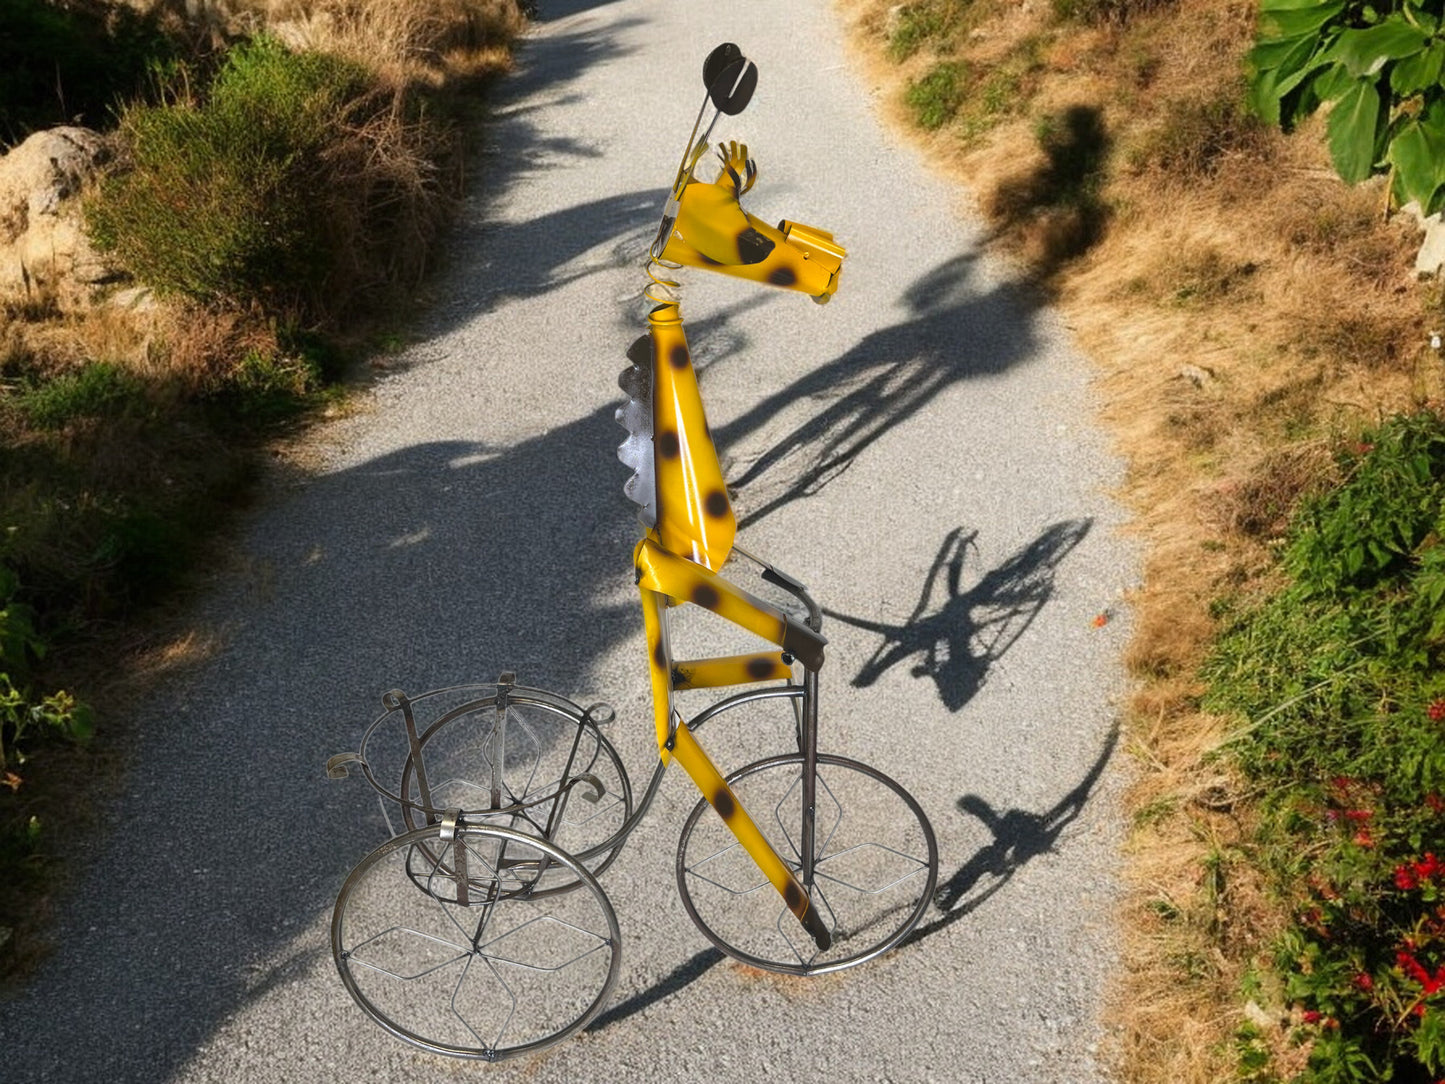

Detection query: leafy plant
(1248, 0), (1445, 213)
(0, 565), (89, 780)
(1205, 411), (1445, 1079)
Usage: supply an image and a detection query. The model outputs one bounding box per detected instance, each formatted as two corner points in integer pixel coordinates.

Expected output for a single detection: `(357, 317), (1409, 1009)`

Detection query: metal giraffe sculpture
(617, 44), (846, 950)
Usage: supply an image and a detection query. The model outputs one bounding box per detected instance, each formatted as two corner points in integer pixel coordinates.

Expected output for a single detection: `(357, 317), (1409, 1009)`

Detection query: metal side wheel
(676, 753), (938, 975)
(332, 822), (621, 1060)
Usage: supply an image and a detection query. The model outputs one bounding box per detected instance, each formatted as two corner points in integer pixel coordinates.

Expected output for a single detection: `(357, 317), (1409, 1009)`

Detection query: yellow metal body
(646, 304), (735, 569)
(630, 136), (846, 952)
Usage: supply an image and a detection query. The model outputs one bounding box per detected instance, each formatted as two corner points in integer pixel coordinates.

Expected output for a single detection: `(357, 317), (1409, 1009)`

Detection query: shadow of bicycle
(824, 519), (1092, 712)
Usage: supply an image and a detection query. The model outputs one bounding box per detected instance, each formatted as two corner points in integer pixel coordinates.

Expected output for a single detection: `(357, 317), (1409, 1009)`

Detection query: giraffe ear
(702, 43), (742, 92)
(703, 45), (757, 116)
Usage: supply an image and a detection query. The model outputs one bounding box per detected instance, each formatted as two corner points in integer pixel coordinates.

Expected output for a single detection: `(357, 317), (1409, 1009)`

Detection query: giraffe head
(657, 142), (846, 303)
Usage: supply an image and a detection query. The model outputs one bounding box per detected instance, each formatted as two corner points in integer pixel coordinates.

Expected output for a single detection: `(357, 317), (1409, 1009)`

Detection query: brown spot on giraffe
(746, 656), (778, 680)
(712, 788), (735, 820)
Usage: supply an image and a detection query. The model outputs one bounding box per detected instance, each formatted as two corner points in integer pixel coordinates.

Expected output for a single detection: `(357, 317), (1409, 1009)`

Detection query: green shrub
(1205, 411), (1445, 1081)
(887, 0), (978, 61)
(87, 35), (444, 324)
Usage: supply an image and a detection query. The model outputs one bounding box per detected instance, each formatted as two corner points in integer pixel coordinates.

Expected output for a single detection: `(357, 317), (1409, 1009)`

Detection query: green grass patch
(901, 36), (1047, 141)
(1204, 411), (1445, 1081)
(887, 0), (991, 61)
(15, 362), (146, 430)
(905, 61), (971, 130)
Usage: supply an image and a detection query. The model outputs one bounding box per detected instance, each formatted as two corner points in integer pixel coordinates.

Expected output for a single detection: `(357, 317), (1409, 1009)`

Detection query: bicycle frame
(618, 44), (847, 952)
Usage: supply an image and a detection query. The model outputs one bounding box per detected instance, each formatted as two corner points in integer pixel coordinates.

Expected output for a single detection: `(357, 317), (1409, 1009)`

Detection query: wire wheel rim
(676, 752), (938, 976)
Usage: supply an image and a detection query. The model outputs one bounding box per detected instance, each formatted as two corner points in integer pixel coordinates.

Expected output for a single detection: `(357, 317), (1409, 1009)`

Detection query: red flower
(1354, 828), (1374, 847)
(1354, 972), (1375, 991)
(1397, 951), (1445, 995)
(1399, 865), (1422, 891)
(1344, 808), (1373, 822)
(1301, 1009), (1322, 1024)
(1429, 699), (1445, 723)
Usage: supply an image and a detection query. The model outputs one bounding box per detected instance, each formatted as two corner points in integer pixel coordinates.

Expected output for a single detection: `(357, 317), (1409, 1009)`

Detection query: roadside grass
(841, 0), (1445, 1078)
(0, 0), (524, 978)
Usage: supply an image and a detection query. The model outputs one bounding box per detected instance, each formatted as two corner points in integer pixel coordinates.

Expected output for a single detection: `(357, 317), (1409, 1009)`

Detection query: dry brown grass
(233, 0), (522, 85)
(838, 0), (1445, 1079)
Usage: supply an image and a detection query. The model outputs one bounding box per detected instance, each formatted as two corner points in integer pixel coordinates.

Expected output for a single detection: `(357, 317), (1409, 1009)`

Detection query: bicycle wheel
(333, 822), (621, 1060)
(396, 693), (634, 889)
(676, 753), (937, 975)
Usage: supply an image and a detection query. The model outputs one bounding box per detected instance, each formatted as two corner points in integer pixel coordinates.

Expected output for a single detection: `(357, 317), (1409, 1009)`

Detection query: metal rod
(800, 667), (820, 886)
(399, 694), (436, 827)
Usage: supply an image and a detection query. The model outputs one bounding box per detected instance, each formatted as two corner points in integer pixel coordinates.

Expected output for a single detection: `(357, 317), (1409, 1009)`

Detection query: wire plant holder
(328, 675), (633, 1059)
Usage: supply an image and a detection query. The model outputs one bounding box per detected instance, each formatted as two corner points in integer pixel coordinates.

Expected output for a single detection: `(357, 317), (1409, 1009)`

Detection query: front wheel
(333, 822), (621, 1060)
(676, 753), (938, 975)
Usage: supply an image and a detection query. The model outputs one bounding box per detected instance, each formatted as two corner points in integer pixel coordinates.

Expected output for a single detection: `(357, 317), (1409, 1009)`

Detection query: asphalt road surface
(1, 2), (1137, 1080)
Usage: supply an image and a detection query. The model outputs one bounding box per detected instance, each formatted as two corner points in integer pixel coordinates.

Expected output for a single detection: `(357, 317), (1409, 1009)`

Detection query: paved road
(1, 1), (1135, 1080)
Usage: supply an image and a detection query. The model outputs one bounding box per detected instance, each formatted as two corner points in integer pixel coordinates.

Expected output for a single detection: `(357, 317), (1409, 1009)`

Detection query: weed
(1129, 86), (1268, 179)
(1052, 0), (1177, 25)
(886, 0), (982, 61)
(890, 4), (949, 61)
(15, 362), (145, 430)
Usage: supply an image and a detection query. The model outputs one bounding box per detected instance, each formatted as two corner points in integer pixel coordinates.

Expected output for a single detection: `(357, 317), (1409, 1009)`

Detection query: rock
(1401, 199), (1445, 277)
(1179, 363), (1217, 389)
(0, 126), (122, 309)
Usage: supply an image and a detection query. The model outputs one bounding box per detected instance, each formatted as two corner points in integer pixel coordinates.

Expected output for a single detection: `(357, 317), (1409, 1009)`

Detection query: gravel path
(1, 2), (1136, 1080)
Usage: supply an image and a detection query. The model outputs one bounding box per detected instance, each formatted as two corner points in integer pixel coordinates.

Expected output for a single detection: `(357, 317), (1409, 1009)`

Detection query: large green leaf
(1327, 77), (1383, 182)
(1392, 39), (1445, 95)
(1258, 0), (1341, 11)
(1250, 34), (1332, 123)
(1258, 1), (1348, 41)
(1320, 21), (1430, 77)
(1250, 30), (1324, 75)
(1389, 105), (1445, 212)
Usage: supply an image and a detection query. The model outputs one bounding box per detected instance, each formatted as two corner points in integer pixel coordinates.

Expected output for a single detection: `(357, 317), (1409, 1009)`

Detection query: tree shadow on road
(712, 251), (1044, 528)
